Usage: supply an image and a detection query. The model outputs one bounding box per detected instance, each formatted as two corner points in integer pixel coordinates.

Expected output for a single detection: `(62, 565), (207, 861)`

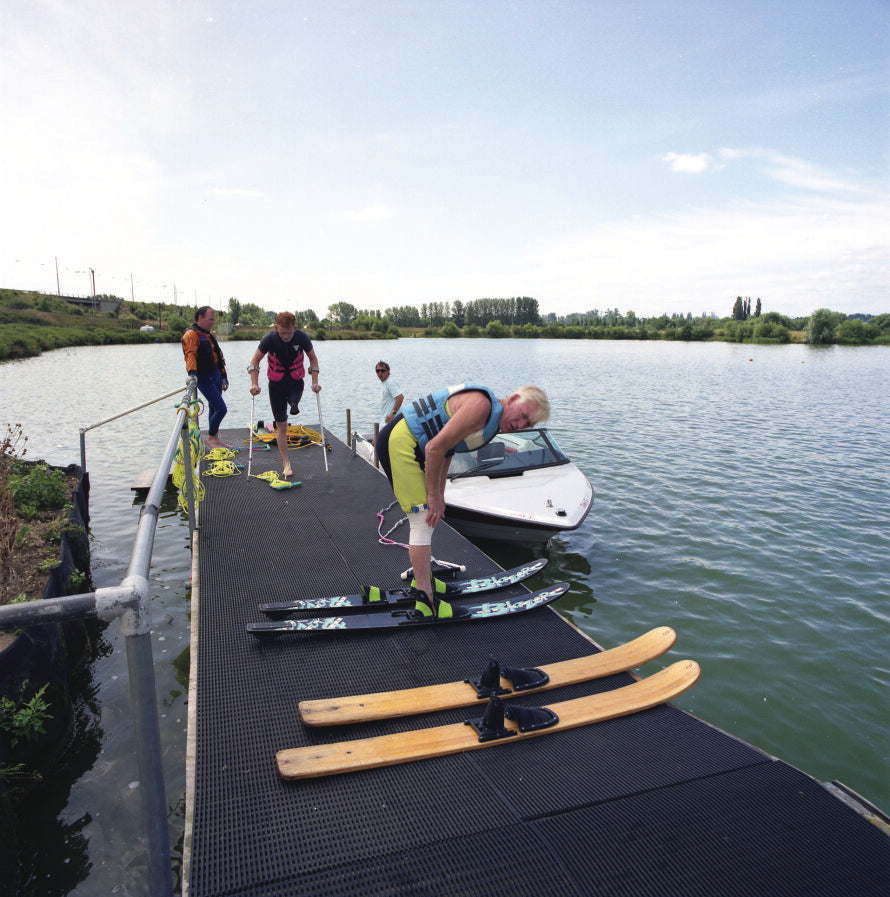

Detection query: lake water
(1, 337), (888, 895)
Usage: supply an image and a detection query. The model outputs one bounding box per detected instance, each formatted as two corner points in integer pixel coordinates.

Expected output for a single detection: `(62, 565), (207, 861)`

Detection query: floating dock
(182, 428), (890, 896)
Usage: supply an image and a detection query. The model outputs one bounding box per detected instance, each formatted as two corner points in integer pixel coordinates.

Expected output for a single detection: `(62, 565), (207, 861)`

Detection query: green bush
(8, 463), (69, 519)
(0, 683), (52, 749)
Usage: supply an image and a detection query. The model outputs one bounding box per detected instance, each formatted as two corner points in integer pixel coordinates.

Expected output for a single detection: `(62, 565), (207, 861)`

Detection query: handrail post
(100, 577), (174, 897)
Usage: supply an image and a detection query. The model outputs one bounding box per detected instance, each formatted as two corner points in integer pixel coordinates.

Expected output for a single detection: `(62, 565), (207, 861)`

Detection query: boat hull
(353, 431), (593, 545)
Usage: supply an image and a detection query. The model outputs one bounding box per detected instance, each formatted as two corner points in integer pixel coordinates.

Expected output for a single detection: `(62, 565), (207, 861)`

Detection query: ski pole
(315, 389), (328, 472)
(248, 393), (255, 478)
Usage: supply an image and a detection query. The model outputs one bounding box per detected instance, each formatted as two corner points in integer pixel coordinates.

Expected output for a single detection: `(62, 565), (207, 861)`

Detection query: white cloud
(663, 152), (716, 173)
(714, 147), (865, 194)
(522, 186), (890, 317)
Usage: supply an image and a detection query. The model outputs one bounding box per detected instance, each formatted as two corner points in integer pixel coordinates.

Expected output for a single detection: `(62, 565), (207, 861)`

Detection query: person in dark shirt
(248, 312), (320, 478)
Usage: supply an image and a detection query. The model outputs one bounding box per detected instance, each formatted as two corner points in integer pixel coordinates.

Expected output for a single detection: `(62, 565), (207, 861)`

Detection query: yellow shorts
(383, 418), (428, 513)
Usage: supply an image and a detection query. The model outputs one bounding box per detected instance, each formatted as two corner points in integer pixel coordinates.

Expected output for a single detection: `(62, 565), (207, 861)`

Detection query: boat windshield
(447, 428), (569, 480)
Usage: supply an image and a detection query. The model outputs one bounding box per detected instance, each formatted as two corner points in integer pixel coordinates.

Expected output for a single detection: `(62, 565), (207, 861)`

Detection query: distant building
(61, 295), (123, 314)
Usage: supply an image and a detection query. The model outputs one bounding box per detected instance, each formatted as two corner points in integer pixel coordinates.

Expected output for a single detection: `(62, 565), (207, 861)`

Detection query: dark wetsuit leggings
(268, 377), (305, 424)
(197, 371), (227, 435)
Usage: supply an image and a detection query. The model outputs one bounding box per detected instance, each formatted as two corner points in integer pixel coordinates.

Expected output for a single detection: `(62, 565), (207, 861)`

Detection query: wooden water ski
(277, 659), (700, 780)
(299, 626), (677, 726)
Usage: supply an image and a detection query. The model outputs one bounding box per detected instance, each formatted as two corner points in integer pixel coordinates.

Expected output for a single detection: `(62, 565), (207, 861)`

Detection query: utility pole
(131, 273), (135, 302)
(89, 268), (96, 316)
(55, 257), (61, 295)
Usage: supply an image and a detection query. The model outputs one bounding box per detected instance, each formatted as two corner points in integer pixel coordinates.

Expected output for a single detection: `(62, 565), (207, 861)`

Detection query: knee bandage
(407, 508), (434, 546)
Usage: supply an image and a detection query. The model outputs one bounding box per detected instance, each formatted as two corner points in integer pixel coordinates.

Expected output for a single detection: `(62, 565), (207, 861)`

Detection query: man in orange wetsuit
(181, 306), (230, 449)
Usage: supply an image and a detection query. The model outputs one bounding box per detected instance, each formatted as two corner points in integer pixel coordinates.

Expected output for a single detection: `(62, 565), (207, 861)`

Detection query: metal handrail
(79, 386), (184, 472)
(0, 384), (200, 897)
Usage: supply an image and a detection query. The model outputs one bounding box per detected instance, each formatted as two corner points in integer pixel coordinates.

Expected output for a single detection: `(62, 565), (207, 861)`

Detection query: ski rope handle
(374, 501), (463, 577)
(376, 500), (410, 548)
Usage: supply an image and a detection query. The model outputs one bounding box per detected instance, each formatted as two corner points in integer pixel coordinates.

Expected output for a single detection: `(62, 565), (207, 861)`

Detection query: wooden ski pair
(277, 627), (699, 780)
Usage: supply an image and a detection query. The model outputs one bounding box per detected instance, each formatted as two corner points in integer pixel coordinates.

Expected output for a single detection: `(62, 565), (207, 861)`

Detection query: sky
(1, 0), (888, 320)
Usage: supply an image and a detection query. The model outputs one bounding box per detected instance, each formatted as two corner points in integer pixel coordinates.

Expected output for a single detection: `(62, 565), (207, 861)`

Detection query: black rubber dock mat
(185, 429), (890, 897)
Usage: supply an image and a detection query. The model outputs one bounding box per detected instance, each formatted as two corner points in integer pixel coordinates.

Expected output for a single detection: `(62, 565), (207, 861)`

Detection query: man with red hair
(248, 312), (320, 478)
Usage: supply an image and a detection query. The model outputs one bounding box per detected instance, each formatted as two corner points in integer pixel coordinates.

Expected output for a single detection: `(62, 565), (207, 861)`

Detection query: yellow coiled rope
(203, 460), (242, 478)
(248, 424), (324, 448)
(204, 446), (240, 461)
(174, 400), (206, 511)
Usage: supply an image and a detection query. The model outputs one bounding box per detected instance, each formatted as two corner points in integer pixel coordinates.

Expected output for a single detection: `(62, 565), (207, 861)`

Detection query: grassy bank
(3, 288), (888, 360)
(0, 289), (182, 361)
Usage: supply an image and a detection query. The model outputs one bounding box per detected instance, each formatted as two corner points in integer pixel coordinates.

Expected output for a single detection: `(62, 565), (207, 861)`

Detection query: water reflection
(14, 625), (105, 897)
(468, 532), (597, 615)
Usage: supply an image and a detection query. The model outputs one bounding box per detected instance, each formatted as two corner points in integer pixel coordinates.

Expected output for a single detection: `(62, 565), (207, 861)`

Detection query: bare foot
(282, 466), (293, 478)
(206, 436), (226, 449)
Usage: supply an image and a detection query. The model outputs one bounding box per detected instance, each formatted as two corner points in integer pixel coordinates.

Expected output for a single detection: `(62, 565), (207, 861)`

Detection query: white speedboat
(353, 428), (593, 545)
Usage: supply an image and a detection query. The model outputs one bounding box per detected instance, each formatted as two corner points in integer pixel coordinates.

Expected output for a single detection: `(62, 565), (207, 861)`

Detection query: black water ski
(248, 582), (568, 638)
(258, 558), (548, 617)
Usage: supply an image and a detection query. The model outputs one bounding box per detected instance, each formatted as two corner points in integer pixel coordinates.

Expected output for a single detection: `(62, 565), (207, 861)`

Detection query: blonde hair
(513, 385), (550, 424)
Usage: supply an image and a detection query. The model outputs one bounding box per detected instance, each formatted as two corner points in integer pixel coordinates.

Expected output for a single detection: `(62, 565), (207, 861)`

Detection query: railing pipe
(0, 592), (97, 627)
(79, 387), (184, 470)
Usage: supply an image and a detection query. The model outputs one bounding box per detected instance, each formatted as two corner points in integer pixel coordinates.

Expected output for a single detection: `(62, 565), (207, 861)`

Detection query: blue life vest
(402, 384), (502, 454)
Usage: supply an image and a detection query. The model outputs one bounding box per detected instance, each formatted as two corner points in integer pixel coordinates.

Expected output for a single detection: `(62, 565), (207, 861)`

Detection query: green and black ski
(258, 558), (549, 617)
(298, 626), (677, 726)
(248, 582), (569, 639)
(277, 660), (701, 779)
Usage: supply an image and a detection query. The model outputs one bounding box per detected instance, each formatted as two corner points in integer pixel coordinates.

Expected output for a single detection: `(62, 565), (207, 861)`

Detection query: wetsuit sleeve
(296, 330), (313, 353)
(182, 329), (199, 375)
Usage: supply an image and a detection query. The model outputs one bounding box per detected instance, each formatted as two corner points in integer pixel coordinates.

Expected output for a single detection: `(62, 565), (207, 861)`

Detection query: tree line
(196, 294), (890, 347)
(3, 288), (889, 364)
